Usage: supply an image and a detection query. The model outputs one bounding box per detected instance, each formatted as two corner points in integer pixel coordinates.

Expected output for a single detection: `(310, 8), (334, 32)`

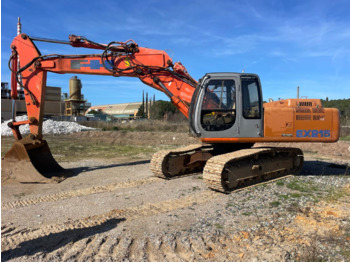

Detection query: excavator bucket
(1, 135), (73, 183)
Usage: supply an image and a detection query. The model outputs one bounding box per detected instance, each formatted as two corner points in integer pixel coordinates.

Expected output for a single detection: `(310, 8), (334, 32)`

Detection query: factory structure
(2, 76), (153, 122)
(1, 76), (91, 122)
(64, 76), (87, 116)
(2, 70), (154, 122)
(86, 91), (155, 121)
(1, 82), (64, 121)
(86, 102), (143, 120)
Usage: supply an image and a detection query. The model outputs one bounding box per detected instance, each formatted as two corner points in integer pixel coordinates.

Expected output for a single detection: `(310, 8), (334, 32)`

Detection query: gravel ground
(1, 132), (350, 261)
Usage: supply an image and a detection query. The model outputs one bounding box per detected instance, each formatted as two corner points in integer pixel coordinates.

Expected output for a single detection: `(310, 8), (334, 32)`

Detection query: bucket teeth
(2, 135), (73, 184)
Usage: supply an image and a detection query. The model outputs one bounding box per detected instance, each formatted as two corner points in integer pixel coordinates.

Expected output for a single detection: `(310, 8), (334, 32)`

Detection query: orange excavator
(3, 33), (340, 192)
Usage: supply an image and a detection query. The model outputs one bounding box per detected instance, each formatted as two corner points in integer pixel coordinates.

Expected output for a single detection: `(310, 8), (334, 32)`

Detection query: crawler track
(204, 147), (304, 193)
(151, 145), (304, 193)
(150, 144), (213, 178)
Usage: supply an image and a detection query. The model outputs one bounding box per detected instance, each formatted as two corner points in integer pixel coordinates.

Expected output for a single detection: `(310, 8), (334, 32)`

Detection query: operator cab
(189, 73), (263, 139)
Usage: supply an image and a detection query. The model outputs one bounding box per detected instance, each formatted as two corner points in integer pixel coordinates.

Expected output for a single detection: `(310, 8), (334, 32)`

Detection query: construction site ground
(1, 130), (350, 261)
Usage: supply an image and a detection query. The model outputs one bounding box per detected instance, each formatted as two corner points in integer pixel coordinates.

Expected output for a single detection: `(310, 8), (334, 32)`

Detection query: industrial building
(1, 82), (64, 122)
(86, 102), (143, 120)
(85, 90), (154, 121)
(1, 77), (91, 122)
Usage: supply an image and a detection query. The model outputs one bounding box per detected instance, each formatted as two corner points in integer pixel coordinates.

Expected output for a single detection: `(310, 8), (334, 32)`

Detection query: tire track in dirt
(2, 174), (295, 254)
(1, 190), (218, 253)
(4, 229), (270, 261)
(2, 175), (302, 261)
(1, 176), (160, 211)
(7, 206), (347, 262)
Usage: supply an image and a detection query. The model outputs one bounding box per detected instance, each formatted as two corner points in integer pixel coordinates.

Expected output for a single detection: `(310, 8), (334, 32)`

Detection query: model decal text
(296, 130), (330, 138)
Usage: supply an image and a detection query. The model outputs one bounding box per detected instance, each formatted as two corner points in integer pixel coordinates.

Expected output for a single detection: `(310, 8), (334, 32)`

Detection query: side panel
(263, 107), (340, 142)
(201, 105), (340, 143)
(264, 107), (294, 138)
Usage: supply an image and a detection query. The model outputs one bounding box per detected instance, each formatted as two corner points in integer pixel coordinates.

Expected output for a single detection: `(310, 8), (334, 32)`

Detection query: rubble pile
(1, 116), (95, 136)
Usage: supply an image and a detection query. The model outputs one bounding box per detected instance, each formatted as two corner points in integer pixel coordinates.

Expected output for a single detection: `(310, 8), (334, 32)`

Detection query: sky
(1, 0), (350, 106)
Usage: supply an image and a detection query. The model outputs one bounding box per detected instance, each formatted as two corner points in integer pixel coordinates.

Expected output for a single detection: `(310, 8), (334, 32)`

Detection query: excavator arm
(8, 33), (197, 139)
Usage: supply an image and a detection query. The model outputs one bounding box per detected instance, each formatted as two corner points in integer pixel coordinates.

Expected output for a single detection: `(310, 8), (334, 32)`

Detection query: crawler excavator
(2, 33), (340, 192)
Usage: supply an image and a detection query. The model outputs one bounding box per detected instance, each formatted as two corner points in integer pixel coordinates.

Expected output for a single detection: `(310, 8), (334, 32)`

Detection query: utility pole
(297, 86), (299, 99)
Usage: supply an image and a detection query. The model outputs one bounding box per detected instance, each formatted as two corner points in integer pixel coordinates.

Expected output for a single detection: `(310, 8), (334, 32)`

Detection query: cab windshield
(201, 79), (236, 131)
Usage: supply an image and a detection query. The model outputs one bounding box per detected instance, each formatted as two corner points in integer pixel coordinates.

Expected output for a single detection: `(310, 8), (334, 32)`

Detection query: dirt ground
(1, 131), (350, 261)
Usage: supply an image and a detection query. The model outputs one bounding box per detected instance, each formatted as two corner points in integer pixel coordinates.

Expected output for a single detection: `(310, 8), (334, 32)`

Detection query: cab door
(190, 73), (239, 138)
(238, 75), (263, 137)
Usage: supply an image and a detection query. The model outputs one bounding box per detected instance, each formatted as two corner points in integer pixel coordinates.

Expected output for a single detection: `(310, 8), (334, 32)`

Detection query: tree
(149, 100), (178, 120)
(136, 90), (146, 118)
(321, 98), (350, 125)
(88, 109), (101, 115)
(136, 104), (145, 118)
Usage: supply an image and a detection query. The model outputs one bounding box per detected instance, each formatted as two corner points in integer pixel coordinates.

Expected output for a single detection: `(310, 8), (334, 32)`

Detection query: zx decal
(71, 59), (113, 70)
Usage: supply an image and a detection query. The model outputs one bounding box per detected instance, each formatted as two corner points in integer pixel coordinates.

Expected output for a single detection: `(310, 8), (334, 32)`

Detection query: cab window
(201, 79), (236, 131)
(241, 77), (261, 119)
